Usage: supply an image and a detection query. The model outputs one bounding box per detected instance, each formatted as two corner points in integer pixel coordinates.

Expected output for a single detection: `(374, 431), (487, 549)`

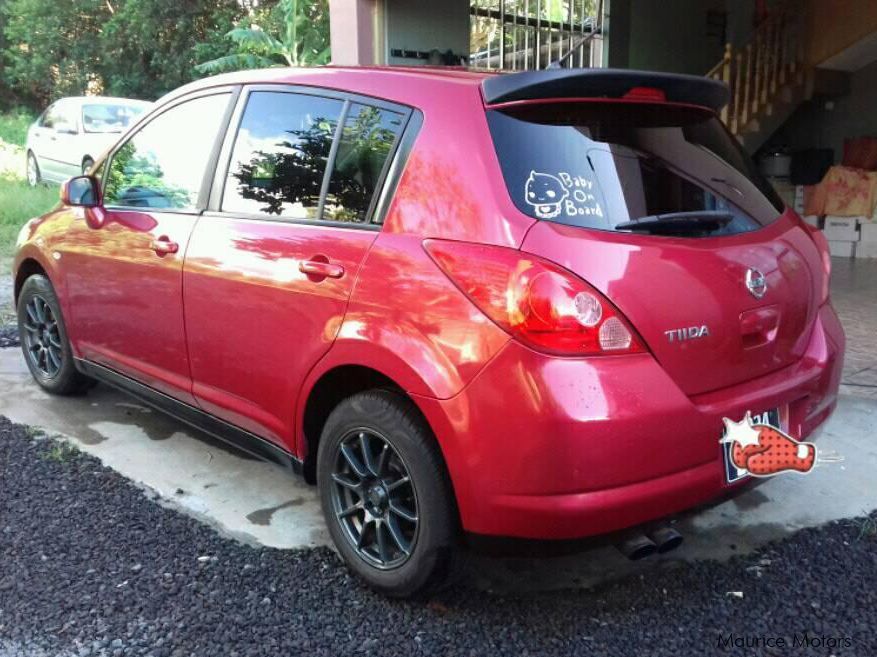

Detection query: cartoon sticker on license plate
(720, 410), (842, 483)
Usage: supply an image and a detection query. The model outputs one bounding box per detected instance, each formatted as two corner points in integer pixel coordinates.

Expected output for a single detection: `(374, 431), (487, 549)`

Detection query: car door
(63, 88), (237, 403)
(30, 102), (66, 181)
(183, 87), (408, 447)
(50, 99), (84, 179)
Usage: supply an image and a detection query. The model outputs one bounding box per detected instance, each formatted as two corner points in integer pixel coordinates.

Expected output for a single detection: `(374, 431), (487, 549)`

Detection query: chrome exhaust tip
(648, 526), (684, 554)
(615, 534), (658, 561)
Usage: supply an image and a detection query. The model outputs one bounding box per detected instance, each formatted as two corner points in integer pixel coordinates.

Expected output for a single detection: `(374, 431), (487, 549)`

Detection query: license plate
(722, 408), (780, 484)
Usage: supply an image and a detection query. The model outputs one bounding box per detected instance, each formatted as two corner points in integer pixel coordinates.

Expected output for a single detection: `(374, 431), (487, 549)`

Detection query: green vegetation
(0, 0), (330, 111)
(0, 177), (58, 258)
(196, 0), (330, 74)
(0, 108), (35, 146)
(0, 125), (58, 263)
(42, 438), (80, 463)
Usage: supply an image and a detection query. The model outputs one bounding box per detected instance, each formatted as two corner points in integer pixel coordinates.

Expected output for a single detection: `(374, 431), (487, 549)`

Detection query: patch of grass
(856, 515), (877, 541)
(0, 177), (59, 259)
(25, 425), (45, 439)
(42, 439), (80, 463)
(0, 109), (37, 148)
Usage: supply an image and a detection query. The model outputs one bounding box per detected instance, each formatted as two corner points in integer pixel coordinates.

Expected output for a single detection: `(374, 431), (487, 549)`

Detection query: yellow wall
(806, 0), (877, 65)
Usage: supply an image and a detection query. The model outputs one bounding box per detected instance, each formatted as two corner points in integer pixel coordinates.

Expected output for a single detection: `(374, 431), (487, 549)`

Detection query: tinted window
(222, 91), (343, 219)
(103, 93), (229, 210)
(323, 103), (404, 223)
(487, 103), (784, 236)
(82, 103), (147, 133)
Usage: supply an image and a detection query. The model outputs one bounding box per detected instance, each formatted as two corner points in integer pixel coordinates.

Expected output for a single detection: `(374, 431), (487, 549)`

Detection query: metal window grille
(470, 0), (600, 71)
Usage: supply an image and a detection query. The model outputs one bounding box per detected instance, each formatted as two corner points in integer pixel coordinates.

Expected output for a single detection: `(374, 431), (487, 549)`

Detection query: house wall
(384, 0), (470, 66)
(769, 59), (877, 160)
(625, 0), (726, 74)
(806, 0), (877, 65)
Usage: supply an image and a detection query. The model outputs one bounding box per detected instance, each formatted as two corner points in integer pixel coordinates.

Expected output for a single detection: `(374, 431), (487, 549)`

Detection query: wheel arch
(300, 364), (405, 481)
(14, 257), (49, 306)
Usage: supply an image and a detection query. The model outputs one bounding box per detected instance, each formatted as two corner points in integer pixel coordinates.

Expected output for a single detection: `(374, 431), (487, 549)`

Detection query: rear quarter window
(487, 103), (784, 236)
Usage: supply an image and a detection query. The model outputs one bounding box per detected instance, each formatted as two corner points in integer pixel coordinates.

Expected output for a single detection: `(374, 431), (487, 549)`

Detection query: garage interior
(328, 0), (877, 399)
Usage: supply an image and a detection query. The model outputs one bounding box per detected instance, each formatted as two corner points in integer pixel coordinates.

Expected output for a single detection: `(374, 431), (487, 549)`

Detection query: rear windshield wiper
(615, 211), (734, 233)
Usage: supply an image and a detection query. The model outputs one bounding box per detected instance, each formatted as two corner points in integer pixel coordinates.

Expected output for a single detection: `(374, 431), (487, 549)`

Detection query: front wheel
(17, 275), (93, 395)
(317, 390), (459, 598)
(81, 157), (94, 175)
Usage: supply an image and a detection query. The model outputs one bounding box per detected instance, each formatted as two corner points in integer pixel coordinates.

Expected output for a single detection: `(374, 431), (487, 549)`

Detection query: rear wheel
(26, 151), (40, 186)
(317, 390), (459, 597)
(17, 275), (93, 395)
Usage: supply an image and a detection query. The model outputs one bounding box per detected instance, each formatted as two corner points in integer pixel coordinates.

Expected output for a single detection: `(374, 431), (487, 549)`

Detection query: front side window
(323, 103), (404, 223)
(103, 93), (229, 210)
(222, 91), (343, 219)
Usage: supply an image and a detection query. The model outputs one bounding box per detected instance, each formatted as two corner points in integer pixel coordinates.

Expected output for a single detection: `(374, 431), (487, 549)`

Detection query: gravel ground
(1, 418), (876, 657)
(0, 326), (19, 349)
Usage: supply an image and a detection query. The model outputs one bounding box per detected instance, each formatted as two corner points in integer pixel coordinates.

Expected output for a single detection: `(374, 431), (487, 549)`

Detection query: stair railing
(706, 5), (806, 136)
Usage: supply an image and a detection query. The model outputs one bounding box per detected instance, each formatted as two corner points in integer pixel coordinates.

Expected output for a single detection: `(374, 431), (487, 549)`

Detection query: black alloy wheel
(330, 427), (419, 569)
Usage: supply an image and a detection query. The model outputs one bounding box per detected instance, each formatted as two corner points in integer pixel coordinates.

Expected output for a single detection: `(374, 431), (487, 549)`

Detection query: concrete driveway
(1, 347), (874, 594)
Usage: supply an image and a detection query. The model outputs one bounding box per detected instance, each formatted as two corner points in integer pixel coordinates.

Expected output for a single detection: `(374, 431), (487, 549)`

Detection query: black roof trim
(481, 68), (730, 111)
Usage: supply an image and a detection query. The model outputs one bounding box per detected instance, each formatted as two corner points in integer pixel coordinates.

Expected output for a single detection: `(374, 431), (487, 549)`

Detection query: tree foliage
(0, 0), (329, 110)
(196, 0), (330, 75)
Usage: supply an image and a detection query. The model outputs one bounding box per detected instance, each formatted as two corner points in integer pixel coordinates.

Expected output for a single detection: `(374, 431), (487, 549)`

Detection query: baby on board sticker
(524, 170), (604, 220)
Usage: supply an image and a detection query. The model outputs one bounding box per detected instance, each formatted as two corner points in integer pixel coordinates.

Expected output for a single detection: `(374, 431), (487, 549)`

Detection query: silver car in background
(26, 96), (152, 185)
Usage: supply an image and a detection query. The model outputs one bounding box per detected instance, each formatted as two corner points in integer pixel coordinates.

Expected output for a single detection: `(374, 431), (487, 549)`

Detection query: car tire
(317, 390), (460, 598)
(81, 157), (94, 175)
(26, 151), (40, 187)
(17, 275), (93, 395)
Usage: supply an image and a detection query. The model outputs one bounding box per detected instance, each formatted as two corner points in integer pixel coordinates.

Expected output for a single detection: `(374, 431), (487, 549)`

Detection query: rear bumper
(416, 303), (844, 540)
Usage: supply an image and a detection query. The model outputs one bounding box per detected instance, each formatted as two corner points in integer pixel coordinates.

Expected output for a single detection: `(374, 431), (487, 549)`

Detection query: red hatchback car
(13, 67), (844, 597)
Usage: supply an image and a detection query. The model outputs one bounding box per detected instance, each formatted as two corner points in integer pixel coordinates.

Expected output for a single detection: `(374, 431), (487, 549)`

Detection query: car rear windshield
(486, 102), (785, 236)
(82, 103), (147, 133)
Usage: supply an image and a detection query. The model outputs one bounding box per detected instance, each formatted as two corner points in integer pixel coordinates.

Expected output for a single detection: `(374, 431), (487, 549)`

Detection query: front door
(64, 91), (234, 403)
(183, 88), (407, 448)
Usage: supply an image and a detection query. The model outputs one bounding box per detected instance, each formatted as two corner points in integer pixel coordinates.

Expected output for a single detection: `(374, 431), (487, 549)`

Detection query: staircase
(706, 5), (812, 152)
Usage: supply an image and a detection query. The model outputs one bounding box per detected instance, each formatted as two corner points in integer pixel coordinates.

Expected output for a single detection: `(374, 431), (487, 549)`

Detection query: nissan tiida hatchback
(13, 68), (844, 597)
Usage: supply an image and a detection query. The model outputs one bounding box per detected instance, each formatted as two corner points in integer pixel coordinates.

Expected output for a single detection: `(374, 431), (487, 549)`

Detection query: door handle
(151, 236), (179, 256)
(299, 259), (344, 280)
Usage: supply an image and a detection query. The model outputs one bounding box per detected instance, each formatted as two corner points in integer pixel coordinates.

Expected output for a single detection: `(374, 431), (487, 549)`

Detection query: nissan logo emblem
(745, 268), (767, 299)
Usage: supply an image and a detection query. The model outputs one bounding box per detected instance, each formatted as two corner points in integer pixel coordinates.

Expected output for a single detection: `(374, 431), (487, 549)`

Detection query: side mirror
(61, 175), (101, 208)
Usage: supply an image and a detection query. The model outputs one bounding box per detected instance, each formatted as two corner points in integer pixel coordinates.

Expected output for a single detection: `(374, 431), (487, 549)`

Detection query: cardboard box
(828, 240), (857, 258)
(802, 215), (820, 228)
(823, 216), (860, 242)
(860, 222), (877, 243)
(855, 241), (877, 258)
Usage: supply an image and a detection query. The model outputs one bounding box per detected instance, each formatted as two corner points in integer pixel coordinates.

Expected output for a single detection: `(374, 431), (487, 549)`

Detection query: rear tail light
(423, 240), (646, 356)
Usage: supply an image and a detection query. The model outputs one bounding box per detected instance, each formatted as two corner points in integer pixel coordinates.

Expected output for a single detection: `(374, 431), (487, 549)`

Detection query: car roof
(157, 66), (496, 109)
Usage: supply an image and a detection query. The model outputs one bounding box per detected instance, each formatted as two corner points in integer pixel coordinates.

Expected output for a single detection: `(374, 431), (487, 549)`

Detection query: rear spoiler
(481, 68), (729, 111)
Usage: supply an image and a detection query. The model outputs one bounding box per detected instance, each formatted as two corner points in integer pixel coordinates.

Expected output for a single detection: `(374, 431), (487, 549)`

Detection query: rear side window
(323, 103), (404, 223)
(487, 103), (784, 236)
(222, 91), (343, 220)
(222, 92), (404, 224)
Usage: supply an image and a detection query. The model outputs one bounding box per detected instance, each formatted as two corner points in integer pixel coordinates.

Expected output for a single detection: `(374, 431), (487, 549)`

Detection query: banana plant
(196, 0), (330, 74)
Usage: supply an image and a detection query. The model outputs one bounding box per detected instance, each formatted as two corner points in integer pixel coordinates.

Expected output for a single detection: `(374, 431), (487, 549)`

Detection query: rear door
(183, 87), (408, 446)
(64, 89), (236, 402)
(488, 101), (822, 396)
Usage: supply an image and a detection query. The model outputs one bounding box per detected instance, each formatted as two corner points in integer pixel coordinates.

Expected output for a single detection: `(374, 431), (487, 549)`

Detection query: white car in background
(26, 96), (152, 185)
